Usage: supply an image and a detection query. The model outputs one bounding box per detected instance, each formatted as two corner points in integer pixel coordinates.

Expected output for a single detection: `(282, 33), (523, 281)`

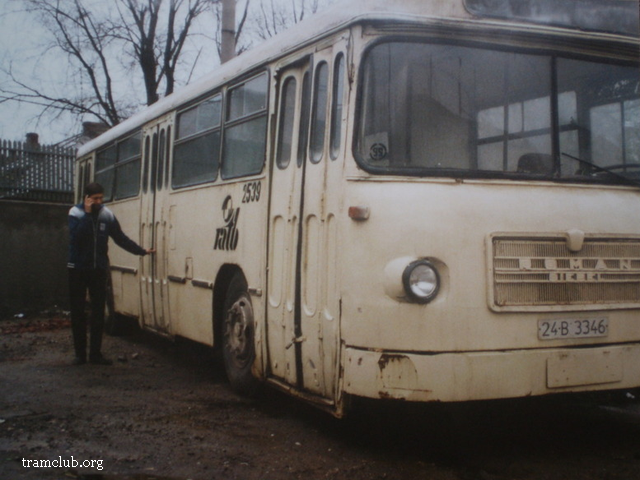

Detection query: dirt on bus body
(1, 315), (639, 480)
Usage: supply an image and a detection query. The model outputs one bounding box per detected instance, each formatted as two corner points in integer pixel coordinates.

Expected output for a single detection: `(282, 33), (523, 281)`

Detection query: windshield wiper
(561, 152), (640, 187)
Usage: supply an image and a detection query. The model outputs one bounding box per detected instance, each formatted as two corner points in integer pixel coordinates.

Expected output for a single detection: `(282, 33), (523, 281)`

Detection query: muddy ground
(1, 315), (639, 480)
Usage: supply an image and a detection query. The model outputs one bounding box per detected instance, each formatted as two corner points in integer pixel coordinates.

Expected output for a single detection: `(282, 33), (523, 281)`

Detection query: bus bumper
(343, 344), (640, 402)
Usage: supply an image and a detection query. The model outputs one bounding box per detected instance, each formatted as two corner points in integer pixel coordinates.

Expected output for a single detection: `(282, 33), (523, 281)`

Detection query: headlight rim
(402, 259), (440, 304)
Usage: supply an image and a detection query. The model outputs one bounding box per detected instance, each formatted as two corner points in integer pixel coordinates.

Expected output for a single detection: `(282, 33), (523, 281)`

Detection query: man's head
(84, 182), (104, 197)
(84, 182), (105, 212)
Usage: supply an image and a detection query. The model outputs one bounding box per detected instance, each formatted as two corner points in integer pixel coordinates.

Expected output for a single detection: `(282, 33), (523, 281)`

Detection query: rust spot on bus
(378, 391), (407, 400)
(378, 353), (404, 370)
(377, 354), (420, 391)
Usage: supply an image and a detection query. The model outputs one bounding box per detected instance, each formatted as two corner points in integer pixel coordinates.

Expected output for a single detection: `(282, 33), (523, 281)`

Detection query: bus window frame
(172, 91), (224, 189)
(143, 136), (151, 193)
(353, 35), (640, 186)
(165, 125), (172, 189)
(330, 52), (346, 161)
(114, 131), (143, 200)
(276, 75), (298, 170)
(157, 128), (166, 191)
(76, 158), (93, 204)
(95, 144), (117, 201)
(309, 60), (330, 164)
(297, 70), (312, 168)
(94, 130), (143, 202)
(221, 70), (270, 180)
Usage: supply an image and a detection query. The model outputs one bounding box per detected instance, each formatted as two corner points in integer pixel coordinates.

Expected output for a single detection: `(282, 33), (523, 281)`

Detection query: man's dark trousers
(68, 268), (107, 361)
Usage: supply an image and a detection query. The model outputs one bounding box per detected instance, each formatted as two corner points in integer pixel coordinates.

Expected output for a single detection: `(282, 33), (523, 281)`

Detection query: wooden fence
(0, 139), (76, 204)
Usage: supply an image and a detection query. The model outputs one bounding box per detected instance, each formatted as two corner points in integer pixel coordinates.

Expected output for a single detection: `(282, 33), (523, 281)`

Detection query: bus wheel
(223, 273), (259, 395)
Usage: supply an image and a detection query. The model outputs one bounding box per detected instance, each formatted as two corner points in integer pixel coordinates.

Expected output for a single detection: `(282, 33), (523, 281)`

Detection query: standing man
(67, 182), (154, 365)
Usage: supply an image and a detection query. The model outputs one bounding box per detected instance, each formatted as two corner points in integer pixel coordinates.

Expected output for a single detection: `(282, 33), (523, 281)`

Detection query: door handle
(285, 336), (306, 350)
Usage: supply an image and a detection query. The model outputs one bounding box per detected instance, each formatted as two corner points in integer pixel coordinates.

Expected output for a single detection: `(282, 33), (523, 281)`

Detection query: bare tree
(1, 0), (123, 127)
(249, 0), (330, 41)
(112, 0), (210, 104)
(0, 0), (337, 138)
(0, 0), (211, 130)
(211, 0), (334, 60)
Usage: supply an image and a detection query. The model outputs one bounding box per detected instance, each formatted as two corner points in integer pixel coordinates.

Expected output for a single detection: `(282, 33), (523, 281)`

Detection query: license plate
(538, 317), (608, 340)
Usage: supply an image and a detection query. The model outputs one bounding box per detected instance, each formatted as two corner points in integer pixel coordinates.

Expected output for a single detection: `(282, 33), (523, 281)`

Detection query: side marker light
(348, 206), (370, 221)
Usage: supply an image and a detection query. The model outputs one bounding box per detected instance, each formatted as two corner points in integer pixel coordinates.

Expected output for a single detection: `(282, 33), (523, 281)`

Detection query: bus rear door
(140, 116), (173, 334)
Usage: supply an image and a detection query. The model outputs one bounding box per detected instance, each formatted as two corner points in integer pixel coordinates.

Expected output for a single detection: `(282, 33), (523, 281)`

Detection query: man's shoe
(72, 356), (86, 366)
(89, 355), (113, 366)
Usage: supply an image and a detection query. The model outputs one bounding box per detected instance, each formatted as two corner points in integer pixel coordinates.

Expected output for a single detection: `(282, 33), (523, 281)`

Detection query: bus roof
(465, 0), (639, 37)
(77, 0), (638, 157)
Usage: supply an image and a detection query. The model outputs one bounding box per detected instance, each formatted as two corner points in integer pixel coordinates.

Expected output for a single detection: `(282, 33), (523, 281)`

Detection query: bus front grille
(490, 235), (640, 311)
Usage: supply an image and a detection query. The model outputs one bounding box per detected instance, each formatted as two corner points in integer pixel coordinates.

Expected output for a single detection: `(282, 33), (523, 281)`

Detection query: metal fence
(0, 139), (76, 204)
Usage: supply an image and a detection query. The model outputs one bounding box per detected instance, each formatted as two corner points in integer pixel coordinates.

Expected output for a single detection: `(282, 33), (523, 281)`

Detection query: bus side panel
(165, 179), (268, 348)
(108, 197), (144, 318)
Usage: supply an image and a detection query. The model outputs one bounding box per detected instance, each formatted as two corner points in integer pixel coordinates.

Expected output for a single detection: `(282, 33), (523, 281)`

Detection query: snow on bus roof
(77, 0), (471, 157)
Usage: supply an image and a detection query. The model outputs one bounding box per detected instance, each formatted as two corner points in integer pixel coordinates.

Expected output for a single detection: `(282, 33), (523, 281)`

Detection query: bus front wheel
(222, 273), (259, 395)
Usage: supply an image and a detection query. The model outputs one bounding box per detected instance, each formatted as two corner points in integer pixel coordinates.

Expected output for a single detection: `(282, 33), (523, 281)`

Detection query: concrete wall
(0, 201), (70, 316)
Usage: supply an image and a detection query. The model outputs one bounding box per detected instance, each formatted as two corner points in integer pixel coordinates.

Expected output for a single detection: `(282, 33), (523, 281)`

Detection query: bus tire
(222, 272), (259, 395)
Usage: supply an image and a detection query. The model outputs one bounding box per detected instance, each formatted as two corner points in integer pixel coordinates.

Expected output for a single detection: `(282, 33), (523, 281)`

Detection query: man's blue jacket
(68, 204), (147, 270)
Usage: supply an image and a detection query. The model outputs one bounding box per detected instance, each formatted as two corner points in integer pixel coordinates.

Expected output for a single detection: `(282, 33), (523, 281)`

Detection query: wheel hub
(225, 294), (253, 367)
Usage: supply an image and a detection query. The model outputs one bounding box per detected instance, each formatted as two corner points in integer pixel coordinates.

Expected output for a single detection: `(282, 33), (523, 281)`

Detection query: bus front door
(268, 48), (343, 402)
(140, 116), (173, 334)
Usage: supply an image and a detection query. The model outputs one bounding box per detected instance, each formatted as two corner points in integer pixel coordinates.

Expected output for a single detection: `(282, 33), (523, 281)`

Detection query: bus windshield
(356, 41), (640, 185)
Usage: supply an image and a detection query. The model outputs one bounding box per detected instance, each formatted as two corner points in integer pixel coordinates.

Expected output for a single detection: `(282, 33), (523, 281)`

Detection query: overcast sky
(0, 1), (228, 144)
(0, 0), (334, 145)
(0, 3), (57, 143)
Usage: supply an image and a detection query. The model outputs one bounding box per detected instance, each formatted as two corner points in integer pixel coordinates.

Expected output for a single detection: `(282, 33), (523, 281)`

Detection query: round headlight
(402, 260), (440, 303)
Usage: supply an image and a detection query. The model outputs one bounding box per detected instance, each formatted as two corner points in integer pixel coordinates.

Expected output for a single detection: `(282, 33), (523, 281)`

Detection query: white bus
(76, 0), (640, 415)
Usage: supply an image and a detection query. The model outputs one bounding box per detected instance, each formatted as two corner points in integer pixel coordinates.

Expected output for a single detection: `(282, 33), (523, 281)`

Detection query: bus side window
(114, 132), (142, 200)
(157, 129), (165, 191)
(165, 126), (172, 189)
(625, 99), (640, 165)
(78, 165), (85, 200)
(297, 71), (311, 167)
(95, 145), (117, 201)
(310, 61), (329, 163)
(222, 73), (269, 179)
(330, 53), (345, 160)
(143, 136), (150, 193)
(151, 132), (159, 193)
(589, 97), (640, 167)
(83, 161), (91, 190)
(276, 76), (298, 169)
(173, 93), (222, 188)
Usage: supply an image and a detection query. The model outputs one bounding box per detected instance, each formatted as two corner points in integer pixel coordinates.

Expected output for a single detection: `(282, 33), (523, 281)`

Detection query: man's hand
(145, 248), (156, 255)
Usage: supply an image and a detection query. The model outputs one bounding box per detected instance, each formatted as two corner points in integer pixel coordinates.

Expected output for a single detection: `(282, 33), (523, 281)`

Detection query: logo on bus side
(214, 195), (240, 251)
